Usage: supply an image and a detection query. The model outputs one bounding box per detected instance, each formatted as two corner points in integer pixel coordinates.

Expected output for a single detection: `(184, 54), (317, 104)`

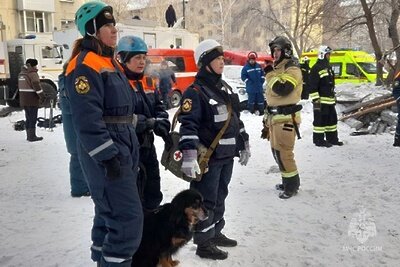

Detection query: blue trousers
(78, 125), (143, 266)
(247, 91), (265, 112)
(190, 159), (233, 245)
(60, 96), (89, 195)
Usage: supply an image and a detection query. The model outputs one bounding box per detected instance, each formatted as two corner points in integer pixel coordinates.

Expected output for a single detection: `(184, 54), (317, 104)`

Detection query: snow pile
(0, 83), (399, 266)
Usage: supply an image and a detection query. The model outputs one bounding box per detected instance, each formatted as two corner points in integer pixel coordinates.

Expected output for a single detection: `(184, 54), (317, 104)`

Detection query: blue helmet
(117, 36), (147, 54)
(116, 36), (148, 63)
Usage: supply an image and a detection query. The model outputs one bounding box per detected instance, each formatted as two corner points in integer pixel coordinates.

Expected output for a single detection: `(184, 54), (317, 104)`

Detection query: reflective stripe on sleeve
(88, 139), (114, 157)
(179, 135), (199, 142)
(219, 137), (236, 145)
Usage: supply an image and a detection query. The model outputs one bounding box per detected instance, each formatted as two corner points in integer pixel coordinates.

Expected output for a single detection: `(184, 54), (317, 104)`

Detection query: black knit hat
(200, 47), (224, 67)
(85, 6), (115, 35)
(26, 58), (38, 67)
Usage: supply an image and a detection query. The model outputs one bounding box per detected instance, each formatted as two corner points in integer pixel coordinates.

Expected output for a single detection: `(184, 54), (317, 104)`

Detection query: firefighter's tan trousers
(269, 120), (299, 179)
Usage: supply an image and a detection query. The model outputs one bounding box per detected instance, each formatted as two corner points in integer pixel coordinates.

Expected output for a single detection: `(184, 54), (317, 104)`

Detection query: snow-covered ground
(1, 84), (399, 267)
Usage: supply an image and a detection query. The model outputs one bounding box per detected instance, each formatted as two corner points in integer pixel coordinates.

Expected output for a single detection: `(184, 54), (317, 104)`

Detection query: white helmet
(318, 45), (332, 60)
(194, 39), (223, 67)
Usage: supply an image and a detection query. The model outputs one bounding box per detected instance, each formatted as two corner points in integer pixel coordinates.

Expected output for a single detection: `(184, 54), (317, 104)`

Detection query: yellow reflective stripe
(282, 170), (298, 178)
(309, 92), (320, 100)
(271, 111), (301, 123)
(320, 96), (335, 104)
(313, 126), (325, 133)
(269, 76), (281, 88)
(325, 125), (337, 132)
(280, 74), (298, 87)
(318, 69), (328, 75)
(320, 73), (329, 78)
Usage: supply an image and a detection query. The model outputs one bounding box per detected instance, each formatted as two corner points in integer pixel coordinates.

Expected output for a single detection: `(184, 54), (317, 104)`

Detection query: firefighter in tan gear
(262, 36), (302, 199)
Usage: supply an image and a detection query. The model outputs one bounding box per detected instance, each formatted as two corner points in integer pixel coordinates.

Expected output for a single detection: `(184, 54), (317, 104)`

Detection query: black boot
(329, 140), (344, 146)
(212, 233), (237, 247)
(393, 135), (400, 147)
(26, 128), (43, 142)
(196, 240), (228, 260)
(275, 183), (284, 191)
(314, 140), (332, 147)
(279, 190), (297, 199)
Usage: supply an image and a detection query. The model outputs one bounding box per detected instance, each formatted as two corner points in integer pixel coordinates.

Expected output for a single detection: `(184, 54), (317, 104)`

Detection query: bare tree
(213, 0), (240, 48)
(240, 0), (340, 56)
(385, 0), (400, 86)
(103, 0), (134, 21)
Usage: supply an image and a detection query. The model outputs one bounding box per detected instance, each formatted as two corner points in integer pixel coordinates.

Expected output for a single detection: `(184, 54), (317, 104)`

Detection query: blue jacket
(241, 62), (265, 94)
(158, 68), (176, 94)
(178, 68), (248, 163)
(65, 40), (137, 163)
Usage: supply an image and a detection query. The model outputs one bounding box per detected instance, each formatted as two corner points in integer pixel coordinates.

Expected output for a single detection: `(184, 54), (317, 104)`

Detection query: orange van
(146, 48), (197, 107)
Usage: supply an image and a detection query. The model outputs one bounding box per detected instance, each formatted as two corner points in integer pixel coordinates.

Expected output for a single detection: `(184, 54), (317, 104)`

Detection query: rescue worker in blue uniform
(58, 62), (90, 197)
(65, 2), (142, 266)
(116, 36), (171, 211)
(178, 39), (251, 260)
(241, 51), (265, 114)
(263, 36), (302, 199)
(392, 71), (400, 147)
(309, 45), (343, 147)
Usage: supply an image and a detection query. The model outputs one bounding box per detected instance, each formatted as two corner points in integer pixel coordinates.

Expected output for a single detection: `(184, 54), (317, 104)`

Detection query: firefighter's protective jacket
(308, 58), (336, 105)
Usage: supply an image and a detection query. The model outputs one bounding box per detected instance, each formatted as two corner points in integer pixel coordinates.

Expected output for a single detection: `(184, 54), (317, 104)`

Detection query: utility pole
(182, 0), (186, 29)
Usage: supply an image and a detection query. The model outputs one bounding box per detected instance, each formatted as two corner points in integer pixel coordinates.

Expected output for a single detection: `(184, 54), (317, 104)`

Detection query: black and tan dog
(131, 189), (208, 267)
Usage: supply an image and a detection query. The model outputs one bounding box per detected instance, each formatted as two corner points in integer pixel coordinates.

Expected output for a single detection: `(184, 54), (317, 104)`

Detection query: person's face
(208, 55), (224, 75)
(273, 47), (281, 61)
(249, 58), (256, 64)
(326, 53), (331, 61)
(126, 54), (147, 73)
(97, 23), (118, 47)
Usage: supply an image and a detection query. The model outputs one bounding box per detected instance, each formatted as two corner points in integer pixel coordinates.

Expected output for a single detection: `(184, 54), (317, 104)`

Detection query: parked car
(223, 65), (248, 111)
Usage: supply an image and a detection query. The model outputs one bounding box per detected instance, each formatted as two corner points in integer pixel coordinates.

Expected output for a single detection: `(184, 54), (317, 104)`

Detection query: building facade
(0, 0), (85, 41)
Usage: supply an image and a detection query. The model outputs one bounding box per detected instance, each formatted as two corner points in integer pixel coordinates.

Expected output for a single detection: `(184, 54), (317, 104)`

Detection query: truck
(0, 36), (64, 107)
(301, 49), (388, 84)
(54, 23), (200, 61)
(146, 48), (197, 107)
(223, 50), (273, 69)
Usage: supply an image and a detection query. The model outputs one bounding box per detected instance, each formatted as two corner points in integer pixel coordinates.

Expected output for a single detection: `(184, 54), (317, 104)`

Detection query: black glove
(154, 118), (171, 138)
(145, 118), (155, 130)
(102, 157), (121, 180)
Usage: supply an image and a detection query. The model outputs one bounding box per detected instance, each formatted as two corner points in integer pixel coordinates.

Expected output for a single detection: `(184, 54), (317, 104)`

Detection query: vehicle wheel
(170, 90), (182, 108)
(40, 82), (58, 108)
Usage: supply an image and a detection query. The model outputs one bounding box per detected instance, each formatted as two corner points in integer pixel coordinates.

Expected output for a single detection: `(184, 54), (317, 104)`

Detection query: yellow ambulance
(301, 49), (387, 84)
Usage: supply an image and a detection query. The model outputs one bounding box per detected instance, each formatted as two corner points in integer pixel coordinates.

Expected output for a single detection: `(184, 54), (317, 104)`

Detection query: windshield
(358, 62), (376, 74)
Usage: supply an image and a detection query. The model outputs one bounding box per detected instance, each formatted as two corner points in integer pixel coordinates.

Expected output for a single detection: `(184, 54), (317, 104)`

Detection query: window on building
(21, 11), (51, 33)
(175, 38), (182, 48)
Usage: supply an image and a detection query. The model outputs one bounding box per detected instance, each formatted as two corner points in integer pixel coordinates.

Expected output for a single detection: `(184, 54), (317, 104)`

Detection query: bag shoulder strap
(171, 82), (233, 165)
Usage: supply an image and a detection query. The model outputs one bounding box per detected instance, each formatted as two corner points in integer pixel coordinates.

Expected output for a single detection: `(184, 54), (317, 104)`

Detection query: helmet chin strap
(87, 18), (98, 37)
